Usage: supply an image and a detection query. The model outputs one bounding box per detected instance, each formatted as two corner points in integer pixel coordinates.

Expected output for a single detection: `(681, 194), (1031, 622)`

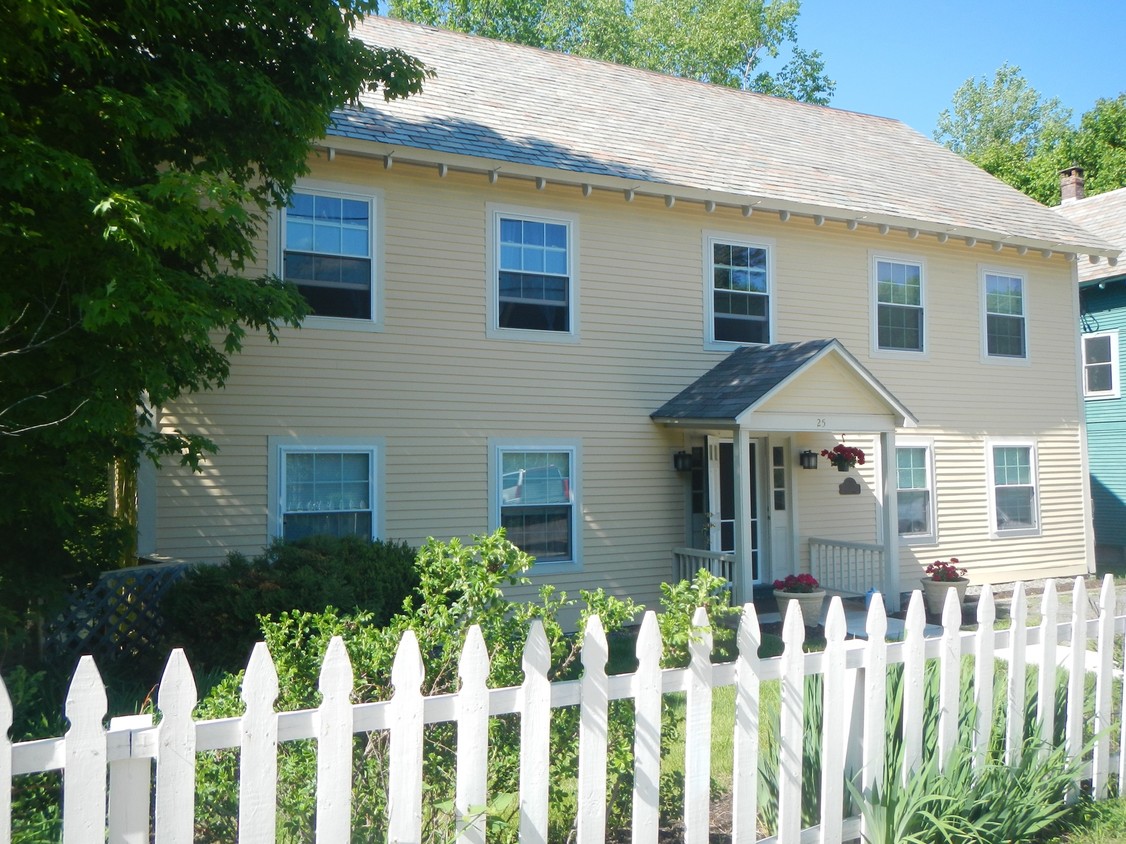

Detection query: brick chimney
(1060, 165), (1086, 204)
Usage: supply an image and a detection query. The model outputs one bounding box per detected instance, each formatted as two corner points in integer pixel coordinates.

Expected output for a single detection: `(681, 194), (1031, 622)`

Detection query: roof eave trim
(315, 137), (1117, 258)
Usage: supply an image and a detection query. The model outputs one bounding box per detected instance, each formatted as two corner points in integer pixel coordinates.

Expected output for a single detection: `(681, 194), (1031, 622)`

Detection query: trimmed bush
(161, 535), (416, 671)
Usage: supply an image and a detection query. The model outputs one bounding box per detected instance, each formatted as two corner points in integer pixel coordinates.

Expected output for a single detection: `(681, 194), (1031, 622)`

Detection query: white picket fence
(4, 576), (1125, 843)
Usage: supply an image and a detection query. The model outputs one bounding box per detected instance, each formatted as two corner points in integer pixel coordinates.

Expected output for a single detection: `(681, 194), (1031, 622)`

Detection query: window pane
(341, 227), (369, 257)
(284, 191), (373, 320)
(288, 193), (315, 220)
(283, 451), (372, 540)
(1086, 335), (1112, 364)
(996, 487), (1035, 530)
(500, 450), (572, 562)
(286, 221), (314, 251)
(898, 490), (930, 535)
(713, 241), (770, 344)
(544, 223), (567, 249)
(878, 304), (923, 350)
(523, 221), (545, 246)
(1087, 363), (1113, 393)
(987, 314), (1025, 357)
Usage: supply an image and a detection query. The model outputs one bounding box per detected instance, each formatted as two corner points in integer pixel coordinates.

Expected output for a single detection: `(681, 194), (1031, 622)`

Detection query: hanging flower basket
(821, 444), (865, 472)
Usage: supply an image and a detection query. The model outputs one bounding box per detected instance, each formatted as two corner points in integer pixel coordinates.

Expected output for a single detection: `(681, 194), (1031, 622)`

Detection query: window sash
(1084, 333), (1118, 397)
(985, 273), (1026, 358)
(498, 449), (574, 563)
(497, 216), (571, 332)
(283, 190), (374, 320)
(710, 239), (770, 344)
(896, 446), (933, 538)
(281, 450), (374, 541)
(991, 445), (1037, 533)
(875, 259), (923, 351)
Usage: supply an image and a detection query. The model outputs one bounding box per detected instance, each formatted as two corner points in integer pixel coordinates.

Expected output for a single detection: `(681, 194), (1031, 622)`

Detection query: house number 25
(815, 418), (827, 428)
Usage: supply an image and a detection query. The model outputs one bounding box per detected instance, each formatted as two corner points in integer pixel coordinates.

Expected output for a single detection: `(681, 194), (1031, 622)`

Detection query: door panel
(709, 440), (759, 582)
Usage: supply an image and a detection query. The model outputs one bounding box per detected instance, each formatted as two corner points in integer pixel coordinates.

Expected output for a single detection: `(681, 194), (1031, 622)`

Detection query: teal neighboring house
(1058, 169), (1126, 564)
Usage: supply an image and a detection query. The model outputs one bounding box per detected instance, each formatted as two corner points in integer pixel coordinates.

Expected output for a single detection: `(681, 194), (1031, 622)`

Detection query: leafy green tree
(388, 0), (835, 102)
(1070, 94), (1126, 197)
(935, 64), (1126, 205)
(934, 63), (1071, 158)
(0, 1), (427, 642)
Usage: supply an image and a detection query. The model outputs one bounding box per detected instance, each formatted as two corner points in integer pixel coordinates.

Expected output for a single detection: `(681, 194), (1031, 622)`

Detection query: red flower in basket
(820, 444), (866, 469)
(773, 573), (820, 594)
(925, 558), (967, 582)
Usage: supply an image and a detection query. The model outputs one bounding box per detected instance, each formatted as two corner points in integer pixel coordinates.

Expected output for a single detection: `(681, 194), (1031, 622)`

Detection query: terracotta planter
(920, 577), (968, 615)
(774, 589), (826, 627)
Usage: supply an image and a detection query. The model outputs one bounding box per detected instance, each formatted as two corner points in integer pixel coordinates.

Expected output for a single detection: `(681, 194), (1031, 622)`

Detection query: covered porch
(652, 340), (917, 608)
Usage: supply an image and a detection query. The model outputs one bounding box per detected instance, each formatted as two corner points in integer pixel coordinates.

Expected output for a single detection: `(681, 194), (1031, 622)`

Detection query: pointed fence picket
(6, 576), (1126, 843)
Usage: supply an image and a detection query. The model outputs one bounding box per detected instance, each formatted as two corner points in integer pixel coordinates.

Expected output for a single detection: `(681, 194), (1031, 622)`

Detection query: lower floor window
(896, 445), (934, 541)
(497, 446), (575, 564)
(281, 448), (375, 541)
(989, 443), (1038, 535)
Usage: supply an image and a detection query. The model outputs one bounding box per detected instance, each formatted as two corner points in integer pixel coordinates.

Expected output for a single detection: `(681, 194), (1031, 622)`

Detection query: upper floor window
(489, 207), (577, 340)
(983, 270), (1026, 359)
(873, 256), (924, 352)
(707, 236), (771, 345)
(283, 189), (375, 321)
(987, 441), (1039, 537)
(1083, 331), (1119, 398)
(896, 443), (935, 543)
(490, 440), (579, 567)
(271, 439), (381, 542)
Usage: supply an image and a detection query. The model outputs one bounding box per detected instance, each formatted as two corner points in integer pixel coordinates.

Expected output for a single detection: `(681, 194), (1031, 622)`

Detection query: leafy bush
(161, 535), (417, 671)
(187, 533), (735, 843)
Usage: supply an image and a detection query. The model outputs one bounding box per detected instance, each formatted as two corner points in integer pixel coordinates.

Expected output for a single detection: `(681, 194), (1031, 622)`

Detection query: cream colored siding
(154, 153), (1089, 604)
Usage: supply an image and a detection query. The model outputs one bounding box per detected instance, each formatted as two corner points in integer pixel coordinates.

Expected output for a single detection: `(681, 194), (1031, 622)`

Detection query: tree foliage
(935, 64), (1126, 205)
(0, 1), (427, 636)
(387, 0), (835, 103)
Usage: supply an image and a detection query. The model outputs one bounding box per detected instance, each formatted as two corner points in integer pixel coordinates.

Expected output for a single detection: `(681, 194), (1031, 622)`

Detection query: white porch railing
(809, 537), (885, 596)
(6, 578), (1125, 842)
(673, 547), (735, 584)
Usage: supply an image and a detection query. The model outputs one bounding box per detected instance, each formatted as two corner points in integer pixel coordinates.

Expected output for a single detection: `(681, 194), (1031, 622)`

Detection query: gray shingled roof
(337, 16), (1113, 255)
(651, 339), (913, 425)
(1056, 188), (1126, 283)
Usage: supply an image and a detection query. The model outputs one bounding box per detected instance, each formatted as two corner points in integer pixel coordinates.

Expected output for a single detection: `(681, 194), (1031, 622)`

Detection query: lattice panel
(46, 563), (191, 664)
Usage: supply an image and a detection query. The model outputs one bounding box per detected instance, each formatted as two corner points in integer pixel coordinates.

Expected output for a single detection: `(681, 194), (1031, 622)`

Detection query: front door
(708, 439), (760, 583)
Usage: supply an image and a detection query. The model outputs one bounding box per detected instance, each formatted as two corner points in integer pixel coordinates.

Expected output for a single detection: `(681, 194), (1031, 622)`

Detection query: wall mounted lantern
(799, 450), (818, 470)
(673, 451), (694, 472)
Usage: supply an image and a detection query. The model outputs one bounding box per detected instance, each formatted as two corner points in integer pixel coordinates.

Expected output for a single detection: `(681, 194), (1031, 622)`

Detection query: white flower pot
(774, 589), (826, 627)
(920, 577), (968, 616)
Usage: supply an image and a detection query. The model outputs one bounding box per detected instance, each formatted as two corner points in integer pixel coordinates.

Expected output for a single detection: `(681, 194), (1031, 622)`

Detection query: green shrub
(161, 535), (417, 672)
(187, 533), (738, 843)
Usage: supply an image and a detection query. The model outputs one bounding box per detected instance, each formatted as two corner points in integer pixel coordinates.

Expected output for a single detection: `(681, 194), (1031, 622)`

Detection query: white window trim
(896, 437), (937, 546)
(270, 179), (384, 332)
(703, 231), (776, 351)
(1083, 329), (1120, 399)
(979, 265), (1030, 366)
(869, 251), (927, 358)
(486, 204), (580, 343)
(267, 436), (385, 541)
(985, 438), (1040, 539)
(488, 437), (582, 571)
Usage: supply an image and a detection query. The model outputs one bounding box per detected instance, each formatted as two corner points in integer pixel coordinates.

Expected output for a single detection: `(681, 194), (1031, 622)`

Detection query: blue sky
(795, 0), (1123, 138)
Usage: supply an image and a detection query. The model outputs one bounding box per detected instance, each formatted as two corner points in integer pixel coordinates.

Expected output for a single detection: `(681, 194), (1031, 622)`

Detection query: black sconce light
(673, 451), (694, 472)
(799, 450), (818, 470)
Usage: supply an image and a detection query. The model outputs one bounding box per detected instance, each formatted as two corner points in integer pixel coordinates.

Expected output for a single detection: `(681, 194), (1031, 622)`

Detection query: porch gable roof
(650, 339), (917, 430)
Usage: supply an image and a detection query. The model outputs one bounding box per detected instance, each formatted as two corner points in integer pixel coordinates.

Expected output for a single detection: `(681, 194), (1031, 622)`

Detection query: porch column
(880, 429), (901, 611)
(733, 427), (754, 605)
